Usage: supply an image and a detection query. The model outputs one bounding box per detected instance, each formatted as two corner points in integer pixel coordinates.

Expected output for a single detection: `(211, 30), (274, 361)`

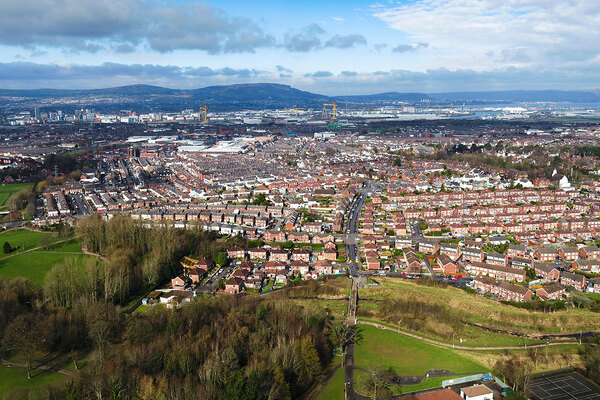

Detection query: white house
(460, 384), (493, 400)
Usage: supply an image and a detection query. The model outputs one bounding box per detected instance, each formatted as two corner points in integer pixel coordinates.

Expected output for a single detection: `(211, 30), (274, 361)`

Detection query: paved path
(0, 359), (77, 377)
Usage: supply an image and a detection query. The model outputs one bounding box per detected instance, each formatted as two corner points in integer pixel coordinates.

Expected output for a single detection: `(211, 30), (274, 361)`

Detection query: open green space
(0, 252), (100, 285)
(355, 324), (485, 376)
(45, 238), (82, 253)
(0, 183), (33, 211)
(353, 324), (486, 396)
(315, 367), (345, 400)
(0, 229), (58, 254)
(358, 277), (600, 339)
(0, 365), (70, 396)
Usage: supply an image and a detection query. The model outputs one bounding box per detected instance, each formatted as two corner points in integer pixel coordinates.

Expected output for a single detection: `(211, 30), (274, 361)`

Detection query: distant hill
(336, 92), (430, 102)
(429, 90), (600, 103)
(1, 84), (599, 112)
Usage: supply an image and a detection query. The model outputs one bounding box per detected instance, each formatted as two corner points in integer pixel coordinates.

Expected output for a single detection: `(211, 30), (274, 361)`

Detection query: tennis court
(529, 372), (600, 400)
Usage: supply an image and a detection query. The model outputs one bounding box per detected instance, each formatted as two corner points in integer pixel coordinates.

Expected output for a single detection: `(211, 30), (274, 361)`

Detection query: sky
(0, 0), (599, 94)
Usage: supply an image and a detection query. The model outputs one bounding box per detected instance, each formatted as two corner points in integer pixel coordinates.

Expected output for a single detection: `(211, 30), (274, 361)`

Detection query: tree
(215, 252), (228, 267)
(358, 368), (394, 399)
(392, 157), (402, 167)
(281, 241), (294, 250)
(3, 241), (11, 254)
(218, 278), (226, 290)
(2, 313), (41, 379)
(329, 322), (363, 367)
(494, 355), (533, 393)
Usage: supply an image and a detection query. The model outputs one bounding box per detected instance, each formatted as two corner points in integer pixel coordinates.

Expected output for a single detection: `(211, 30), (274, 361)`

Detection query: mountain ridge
(1, 83), (599, 107)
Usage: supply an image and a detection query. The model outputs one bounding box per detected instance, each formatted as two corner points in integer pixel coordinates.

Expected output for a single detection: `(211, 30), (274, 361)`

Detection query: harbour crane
(199, 105), (208, 122)
(322, 102), (337, 120)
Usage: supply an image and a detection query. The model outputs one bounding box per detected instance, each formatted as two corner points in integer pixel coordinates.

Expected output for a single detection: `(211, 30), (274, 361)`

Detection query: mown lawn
(315, 367), (345, 400)
(0, 365), (70, 396)
(354, 324), (486, 376)
(0, 229), (57, 254)
(45, 238), (82, 253)
(354, 324), (487, 396)
(0, 252), (99, 285)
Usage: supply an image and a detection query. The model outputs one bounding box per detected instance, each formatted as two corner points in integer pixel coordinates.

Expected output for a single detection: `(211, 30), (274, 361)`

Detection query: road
(344, 183), (371, 277)
(195, 263), (235, 294)
(345, 278), (361, 400)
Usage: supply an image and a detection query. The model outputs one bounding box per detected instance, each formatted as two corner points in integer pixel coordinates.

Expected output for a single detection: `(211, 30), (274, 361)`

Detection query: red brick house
(269, 249), (289, 262)
(171, 275), (192, 290)
(467, 262), (526, 282)
(227, 246), (246, 259)
(437, 253), (458, 275)
(249, 248), (268, 260)
(533, 262), (561, 281)
(558, 247), (579, 261)
(264, 230), (286, 242)
(292, 248), (311, 262)
(473, 276), (532, 302)
(507, 244), (527, 259)
(225, 277), (245, 294)
(536, 283), (565, 300)
(579, 246), (600, 260)
(560, 271), (586, 291)
(534, 247), (557, 262)
(439, 243), (461, 261)
(462, 247), (484, 263)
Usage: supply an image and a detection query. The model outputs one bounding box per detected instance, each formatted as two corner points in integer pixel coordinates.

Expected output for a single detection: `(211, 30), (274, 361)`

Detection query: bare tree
(358, 368), (394, 399)
(329, 322), (363, 366)
(2, 313), (41, 379)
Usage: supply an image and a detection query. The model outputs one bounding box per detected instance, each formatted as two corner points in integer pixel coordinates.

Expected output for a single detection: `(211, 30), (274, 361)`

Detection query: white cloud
(373, 0), (600, 70)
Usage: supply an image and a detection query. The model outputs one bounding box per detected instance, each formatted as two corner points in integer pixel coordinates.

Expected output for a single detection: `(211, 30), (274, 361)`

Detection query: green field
(0, 183), (32, 211)
(353, 324), (486, 395)
(0, 230), (94, 285)
(358, 277), (600, 339)
(0, 229), (57, 253)
(0, 365), (70, 397)
(46, 238), (83, 253)
(315, 367), (345, 400)
(0, 252), (99, 285)
(355, 324), (485, 376)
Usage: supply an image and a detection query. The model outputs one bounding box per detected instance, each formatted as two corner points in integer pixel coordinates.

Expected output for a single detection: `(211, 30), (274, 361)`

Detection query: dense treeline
(2, 216), (336, 399)
(44, 215), (221, 306)
(2, 278), (333, 400)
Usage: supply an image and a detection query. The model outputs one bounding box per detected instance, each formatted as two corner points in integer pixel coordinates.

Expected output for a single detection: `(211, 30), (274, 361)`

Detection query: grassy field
(0, 252), (98, 285)
(353, 324), (486, 395)
(315, 367), (345, 400)
(355, 324), (486, 376)
(0, 365), (70, 397)
(0, 231), (95, 285)
(45, 238), (82, 253)
(0, 183), (32, 211)
(0, 229), (57, 253)
(358, 278), (600, 338)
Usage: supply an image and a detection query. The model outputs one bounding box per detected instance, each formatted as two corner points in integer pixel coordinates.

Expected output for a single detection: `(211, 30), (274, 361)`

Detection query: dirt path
(358, 320), (582, 351)
(0, 359), (77, 378)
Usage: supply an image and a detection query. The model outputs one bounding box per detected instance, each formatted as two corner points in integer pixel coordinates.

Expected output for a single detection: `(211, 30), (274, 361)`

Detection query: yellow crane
(322, 102), (337, 120)
(199, 105), (208, 122)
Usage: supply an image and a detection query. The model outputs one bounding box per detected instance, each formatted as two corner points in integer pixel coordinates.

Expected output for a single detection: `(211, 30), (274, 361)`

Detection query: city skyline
(0, 0), (598, 94)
